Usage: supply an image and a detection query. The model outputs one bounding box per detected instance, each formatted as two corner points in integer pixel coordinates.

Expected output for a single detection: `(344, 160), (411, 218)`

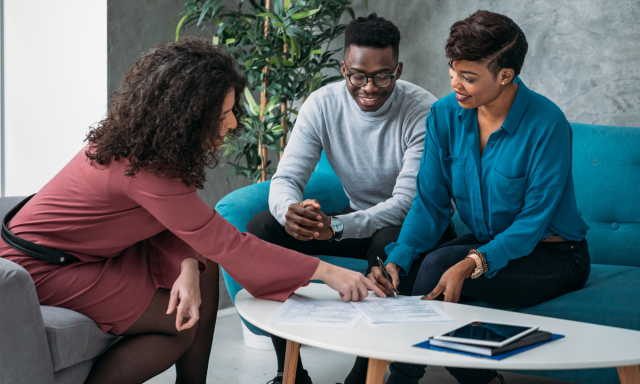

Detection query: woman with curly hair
(0, 37), (383, 384)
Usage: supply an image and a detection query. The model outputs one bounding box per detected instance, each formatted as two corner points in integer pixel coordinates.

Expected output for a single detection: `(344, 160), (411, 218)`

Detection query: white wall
(3, 0), (107, 196)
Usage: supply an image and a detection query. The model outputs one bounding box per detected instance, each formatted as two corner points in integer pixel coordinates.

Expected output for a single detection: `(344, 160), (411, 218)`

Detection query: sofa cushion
(519, 264), (640, 330)
(41, 306), (121, 372)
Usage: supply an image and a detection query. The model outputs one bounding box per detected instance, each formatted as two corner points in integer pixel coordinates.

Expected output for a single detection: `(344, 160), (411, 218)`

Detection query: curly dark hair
(344, 12), (401, 59)
(446, 10), (528, 78)
(85, 36), (246, 188)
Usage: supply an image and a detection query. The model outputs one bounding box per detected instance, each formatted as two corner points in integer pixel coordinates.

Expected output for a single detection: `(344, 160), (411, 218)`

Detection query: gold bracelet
(469, 249), (488, 273)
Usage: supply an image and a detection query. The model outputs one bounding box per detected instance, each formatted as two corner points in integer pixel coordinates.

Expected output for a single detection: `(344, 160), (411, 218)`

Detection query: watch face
(331, 218), (343, 232)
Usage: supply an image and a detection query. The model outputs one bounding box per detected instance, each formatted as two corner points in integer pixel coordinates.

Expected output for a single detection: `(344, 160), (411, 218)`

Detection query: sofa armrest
(0, 257), (55, 384)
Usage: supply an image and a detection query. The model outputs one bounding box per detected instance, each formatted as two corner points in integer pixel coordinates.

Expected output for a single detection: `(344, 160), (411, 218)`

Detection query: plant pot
(241, 321), (274, 350)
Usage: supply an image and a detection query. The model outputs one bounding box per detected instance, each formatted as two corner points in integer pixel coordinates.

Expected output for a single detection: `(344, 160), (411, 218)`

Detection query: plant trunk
(280, 41), (288, 160)
(258, 0), (272, 183)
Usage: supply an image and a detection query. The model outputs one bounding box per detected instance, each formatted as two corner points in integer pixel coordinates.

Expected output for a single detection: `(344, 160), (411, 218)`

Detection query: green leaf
(226, 38), (236, 45)
(289, 37), (298, 60)
(272, 22), (286, 28)
(212, 36), (219, 45)
(197, 0), (215, 27)
(256, 12), (278, 20)
(287, 5), (306, 16)
(290, 8), (320, 20)
(284, 0), (291, 13)
(244, 88), (260, 116)
(271, 124), (283, 132)
(285, 25), (305, 38)
(310, 49), (326, 55)
(209, 1), (225, 19)
(364, 0), (369, 10)
(222, 144), (236, 157)
(175, 14), (189, 41)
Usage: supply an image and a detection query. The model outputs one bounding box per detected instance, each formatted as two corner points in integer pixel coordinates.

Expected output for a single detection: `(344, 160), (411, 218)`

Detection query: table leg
(366, 358), (390, 384)
(618, 365), (640, 384)
(283, 340), (301, 384)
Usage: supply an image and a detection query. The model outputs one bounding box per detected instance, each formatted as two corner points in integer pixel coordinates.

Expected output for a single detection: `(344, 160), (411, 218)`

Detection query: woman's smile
(455, 92), (472, 102)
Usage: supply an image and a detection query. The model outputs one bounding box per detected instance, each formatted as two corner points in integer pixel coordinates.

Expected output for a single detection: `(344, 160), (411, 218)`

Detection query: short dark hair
(344, 12), (401, 59)
(446, 10), (528, 78)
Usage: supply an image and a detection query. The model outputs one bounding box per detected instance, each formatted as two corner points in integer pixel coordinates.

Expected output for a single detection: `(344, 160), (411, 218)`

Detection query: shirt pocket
(450, 156), (469, 202)
(490, 169), (527, 224)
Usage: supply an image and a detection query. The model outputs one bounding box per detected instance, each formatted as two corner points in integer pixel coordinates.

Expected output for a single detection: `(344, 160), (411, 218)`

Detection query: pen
(376, 256), (398, 297)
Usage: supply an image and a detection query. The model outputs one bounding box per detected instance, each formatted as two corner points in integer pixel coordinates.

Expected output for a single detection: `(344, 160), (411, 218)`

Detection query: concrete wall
(342, 0), (640, 127)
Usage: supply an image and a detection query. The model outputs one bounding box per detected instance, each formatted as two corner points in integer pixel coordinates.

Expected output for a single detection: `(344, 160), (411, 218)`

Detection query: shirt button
(488, 143), (494, 148)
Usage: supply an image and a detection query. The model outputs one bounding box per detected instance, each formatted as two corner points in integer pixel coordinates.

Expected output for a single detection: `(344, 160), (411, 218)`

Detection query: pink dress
(0, 147), (319, 334)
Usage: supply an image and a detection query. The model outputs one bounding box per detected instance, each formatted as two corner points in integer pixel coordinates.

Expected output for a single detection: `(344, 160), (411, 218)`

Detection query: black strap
(1, 194), (79, 265)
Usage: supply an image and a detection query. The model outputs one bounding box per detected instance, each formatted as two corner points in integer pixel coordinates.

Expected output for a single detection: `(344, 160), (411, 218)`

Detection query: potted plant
(176, 0), (356, 183)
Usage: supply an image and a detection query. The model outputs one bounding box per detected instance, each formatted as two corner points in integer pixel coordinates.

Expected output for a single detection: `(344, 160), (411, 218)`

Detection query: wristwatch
(330, 217), (344, 241)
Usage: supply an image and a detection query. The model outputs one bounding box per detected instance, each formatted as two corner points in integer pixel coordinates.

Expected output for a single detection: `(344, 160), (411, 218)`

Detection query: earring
(502, 82), (505, 85)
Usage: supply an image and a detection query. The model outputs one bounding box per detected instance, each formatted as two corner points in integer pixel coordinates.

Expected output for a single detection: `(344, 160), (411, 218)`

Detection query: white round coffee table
(235, 283), (640, 384)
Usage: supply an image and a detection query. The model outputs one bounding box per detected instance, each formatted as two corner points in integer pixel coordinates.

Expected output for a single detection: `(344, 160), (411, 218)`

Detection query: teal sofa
(215, 123), (640, 384)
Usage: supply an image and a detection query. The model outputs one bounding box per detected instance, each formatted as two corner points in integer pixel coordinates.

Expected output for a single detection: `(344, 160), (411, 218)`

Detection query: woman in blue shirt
(370, 10), (591, 384)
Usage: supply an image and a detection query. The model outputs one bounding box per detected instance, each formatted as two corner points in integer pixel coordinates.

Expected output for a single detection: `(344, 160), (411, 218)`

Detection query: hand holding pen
(372, 256), (399, 297)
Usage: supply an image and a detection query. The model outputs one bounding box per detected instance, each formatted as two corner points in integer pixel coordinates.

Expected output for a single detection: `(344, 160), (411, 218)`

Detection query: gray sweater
(269, 79), (437, 239)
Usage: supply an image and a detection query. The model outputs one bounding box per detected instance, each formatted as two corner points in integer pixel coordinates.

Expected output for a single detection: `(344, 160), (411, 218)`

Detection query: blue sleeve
(385, 113), (452, 276)
(478, 120), (571, 277)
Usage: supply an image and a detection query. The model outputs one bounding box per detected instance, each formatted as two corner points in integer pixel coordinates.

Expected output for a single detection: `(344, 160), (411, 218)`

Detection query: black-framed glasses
(343, 62), (399, 88)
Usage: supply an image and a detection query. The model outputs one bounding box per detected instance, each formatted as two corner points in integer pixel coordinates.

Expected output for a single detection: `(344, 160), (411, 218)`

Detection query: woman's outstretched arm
(127, 170), (384, 302)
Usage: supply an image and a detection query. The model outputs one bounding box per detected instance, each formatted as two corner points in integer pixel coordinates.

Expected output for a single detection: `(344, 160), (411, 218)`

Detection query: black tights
(84, 259), (220, 384)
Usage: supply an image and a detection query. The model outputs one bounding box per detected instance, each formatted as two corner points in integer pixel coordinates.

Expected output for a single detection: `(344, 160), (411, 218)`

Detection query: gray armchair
(0, 196), (120, 384)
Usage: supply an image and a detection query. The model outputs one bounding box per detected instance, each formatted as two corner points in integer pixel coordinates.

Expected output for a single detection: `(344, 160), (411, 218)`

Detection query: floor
(146, 311), (577, 384)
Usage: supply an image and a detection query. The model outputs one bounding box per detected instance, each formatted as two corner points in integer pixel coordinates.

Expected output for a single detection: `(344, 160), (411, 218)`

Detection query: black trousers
(246, 207), (457, 383)
(388, 234), (591, 384)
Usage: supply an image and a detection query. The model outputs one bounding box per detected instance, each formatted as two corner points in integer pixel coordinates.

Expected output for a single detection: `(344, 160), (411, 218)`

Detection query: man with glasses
(247, 13), (455, 384)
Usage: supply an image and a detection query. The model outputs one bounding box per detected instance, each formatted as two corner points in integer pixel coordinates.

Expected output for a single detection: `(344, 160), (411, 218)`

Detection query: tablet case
(413, 334), (565, 360)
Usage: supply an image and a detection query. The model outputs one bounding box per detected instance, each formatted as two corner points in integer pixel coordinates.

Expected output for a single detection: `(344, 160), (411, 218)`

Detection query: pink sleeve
(127, 170), (319, 302)
(148, 230), (208, 290)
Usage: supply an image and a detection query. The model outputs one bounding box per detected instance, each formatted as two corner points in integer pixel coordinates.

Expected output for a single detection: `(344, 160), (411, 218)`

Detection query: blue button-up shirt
(386, 78), (589, 278)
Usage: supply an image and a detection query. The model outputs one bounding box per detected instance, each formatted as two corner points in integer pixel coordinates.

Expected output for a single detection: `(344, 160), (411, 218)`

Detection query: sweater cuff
(478, 240), (508, 278)
(384, 242), (419, 277)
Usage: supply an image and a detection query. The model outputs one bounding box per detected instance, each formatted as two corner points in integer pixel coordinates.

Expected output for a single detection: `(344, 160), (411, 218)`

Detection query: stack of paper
(268, 295), (453, 329)
(268, 295), (363, 329)
(350, 296), (454, 323)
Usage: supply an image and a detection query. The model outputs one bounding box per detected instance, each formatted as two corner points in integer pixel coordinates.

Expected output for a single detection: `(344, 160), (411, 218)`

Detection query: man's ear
(396, 62), (403, 81)
(341, 60), (347, 78)
(499, 68), (515, 85)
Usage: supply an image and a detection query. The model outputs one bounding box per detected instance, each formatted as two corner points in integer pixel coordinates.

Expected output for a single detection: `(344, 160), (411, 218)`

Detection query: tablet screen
(443, 322), (532, 343)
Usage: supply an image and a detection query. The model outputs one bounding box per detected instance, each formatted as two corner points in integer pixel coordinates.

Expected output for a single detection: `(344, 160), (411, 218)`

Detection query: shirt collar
(456, 77), (532, 135)
(501, 77), (531, 135)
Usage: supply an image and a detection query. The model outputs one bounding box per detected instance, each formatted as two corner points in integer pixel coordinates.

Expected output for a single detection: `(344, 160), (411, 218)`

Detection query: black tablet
(432, 320), (539, 347)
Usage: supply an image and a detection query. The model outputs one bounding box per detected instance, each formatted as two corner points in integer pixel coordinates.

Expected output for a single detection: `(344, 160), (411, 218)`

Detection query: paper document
(268, 295), (363, 329)
(350, 296), (454, 323)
